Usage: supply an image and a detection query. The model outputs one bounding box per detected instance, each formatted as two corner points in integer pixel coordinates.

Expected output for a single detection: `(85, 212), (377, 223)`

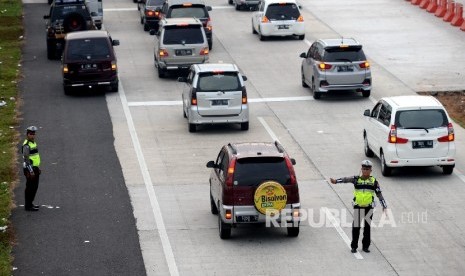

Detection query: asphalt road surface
(12, 0), (465, 275)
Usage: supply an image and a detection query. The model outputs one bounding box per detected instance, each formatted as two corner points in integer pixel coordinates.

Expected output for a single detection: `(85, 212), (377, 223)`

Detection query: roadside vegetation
(0, 0), (22, 274)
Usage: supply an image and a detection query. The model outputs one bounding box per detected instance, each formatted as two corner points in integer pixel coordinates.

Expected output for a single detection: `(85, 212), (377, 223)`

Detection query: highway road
(13, 0), (465, 275)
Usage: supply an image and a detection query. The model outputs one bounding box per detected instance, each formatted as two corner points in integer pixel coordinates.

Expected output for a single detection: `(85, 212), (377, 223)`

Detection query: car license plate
(412, 140), (433, 149)
(236, 215), (258, 223)
(81, 64), (97, 70)
(337, 65), (354, 72)
(175, 49), (192, 56)
(278, 25), (289, 29)
(211, 99), (228, 106)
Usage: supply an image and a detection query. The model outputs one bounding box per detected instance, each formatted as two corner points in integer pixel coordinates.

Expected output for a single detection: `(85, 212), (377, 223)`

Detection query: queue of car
(44, 0), (457, 239)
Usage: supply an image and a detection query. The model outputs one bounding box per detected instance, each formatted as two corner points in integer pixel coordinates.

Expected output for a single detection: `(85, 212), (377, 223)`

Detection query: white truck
(85, 0), (103, 29)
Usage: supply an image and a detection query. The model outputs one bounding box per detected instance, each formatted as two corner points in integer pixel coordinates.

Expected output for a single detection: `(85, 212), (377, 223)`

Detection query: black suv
(61, 30), (119, 94)
(157, 0), (213, 49)
(44, 0), (96, 59)
(207, 141), (300, 239)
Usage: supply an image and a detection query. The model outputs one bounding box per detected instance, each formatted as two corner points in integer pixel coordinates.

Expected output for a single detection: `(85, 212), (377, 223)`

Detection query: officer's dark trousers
(351, 206), (373, 250)
(24, 167), (40, 208)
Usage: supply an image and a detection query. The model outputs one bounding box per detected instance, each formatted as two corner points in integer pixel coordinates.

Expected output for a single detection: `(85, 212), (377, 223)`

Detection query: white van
(363, 95), (456, 176)
(86, 0), (103, 29)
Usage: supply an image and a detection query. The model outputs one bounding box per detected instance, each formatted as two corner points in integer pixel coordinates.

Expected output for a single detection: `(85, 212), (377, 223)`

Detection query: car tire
(364, 135), (374, 157)
(259, 30), (267, 41)
(312, 80), (321, 99)
(442, 165), (454, 175)
(252, 23), (257, 34)
(63, 13), (86, 32)
(144, 23), (150, 31)
(157, 66), (165, 78)
(189, 123), (197, 133)
(381, 151), (392, 176)
(301, 69), (308, 88)
(287, 225), (299, 237)
(64, 86), (72, 95)
(218, 210), (231, 239)
(110, 82), (119, 92)
(140, 17), (144, 24)
(235, 2), (240, 10)
(47, 42), (55, 60)
(241, 122), (249, 131)
(210, 193), (218, 215)
(183, 107), (187, 118)
(229, 0), (233, 4)
(298, 34), (305, 40)
(208, 41), (212, 50)
(362, 90), (371, 98)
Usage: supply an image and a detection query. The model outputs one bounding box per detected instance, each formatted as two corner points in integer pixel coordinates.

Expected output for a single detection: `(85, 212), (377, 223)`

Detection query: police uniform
(332, 160), (387, 253)
(22, 126), (41, 211)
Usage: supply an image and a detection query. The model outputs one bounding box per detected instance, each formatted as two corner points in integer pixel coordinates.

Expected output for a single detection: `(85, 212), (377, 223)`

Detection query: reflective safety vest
(353, 176), (375, 207)
(23, 139), (41, 167)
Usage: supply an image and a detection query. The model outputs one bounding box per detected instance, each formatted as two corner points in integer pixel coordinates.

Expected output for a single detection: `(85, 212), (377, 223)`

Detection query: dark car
(138, 0), (165, 31)
(61, 30), (119, 94)
(158, 0), (213, 49)
(207, 141), (300, 239)
(44, 0), (96, 59)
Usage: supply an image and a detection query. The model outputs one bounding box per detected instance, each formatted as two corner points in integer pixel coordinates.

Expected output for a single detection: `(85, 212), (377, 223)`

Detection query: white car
(251, 0), (305, 41)
(363, 95), (456, 176)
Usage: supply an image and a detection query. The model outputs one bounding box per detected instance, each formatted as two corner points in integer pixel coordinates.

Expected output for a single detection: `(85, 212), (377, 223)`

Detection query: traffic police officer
(22, 126), (41, 211)
(330, 160), (387, 253)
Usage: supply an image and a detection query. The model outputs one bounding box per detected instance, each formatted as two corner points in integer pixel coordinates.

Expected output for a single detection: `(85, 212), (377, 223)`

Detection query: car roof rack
(274, 140), (284, 153)
(227, 143), (237, 155)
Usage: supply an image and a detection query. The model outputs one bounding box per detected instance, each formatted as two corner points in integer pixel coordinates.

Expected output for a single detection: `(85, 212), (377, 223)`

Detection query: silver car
(150, 18), (209, 78)
(300, 38), (372, 99)
(178, 63), (249, 132)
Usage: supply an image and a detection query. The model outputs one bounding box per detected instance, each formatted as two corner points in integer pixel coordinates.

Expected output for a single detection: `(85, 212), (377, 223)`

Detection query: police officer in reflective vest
(22, 126), (41, 211)
(330, 160), (387, 253)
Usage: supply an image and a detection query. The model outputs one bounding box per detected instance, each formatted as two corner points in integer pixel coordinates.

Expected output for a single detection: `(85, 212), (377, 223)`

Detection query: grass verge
(0, 0), (23, 274)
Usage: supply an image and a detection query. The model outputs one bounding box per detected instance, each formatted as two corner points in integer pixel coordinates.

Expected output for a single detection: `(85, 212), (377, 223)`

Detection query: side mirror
(291, 158), (296, 165)
(207, 6), (212, 11)
(242, 75), (247, 81)
(299, 52), (306, 58)
(363, 109), (371, 116)
(112, 39), (120, 46)
(206, 161), (216, 168)
(298, 5), (302, 9)
(44, 15), (50, 19)
(177, 77), (187, 82)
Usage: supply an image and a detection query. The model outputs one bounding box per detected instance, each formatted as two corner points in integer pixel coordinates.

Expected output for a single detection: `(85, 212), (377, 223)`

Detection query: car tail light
(111, 61), (117, 71)
(225, 209), (232, 219)
(206, 17), (212, 31)
(200, 47), (209, 55)
(225, 158), (236, 187)
(297, 15), (304, 22)
(285, 157), (297, 185)
(62, 64), (68, 74)
(388, 125), (408, 144)
(241, 86), (247, 104)
(191, 87), (197, 105)
(146, 10), (155, 17)
(183, 3), (192, 6)
(359, 61), (370, 69)
(159, 48), (169, 57)
(318, 63), (332, 70)
(438, 123), (455, 142)
(261, 16), (270, 23)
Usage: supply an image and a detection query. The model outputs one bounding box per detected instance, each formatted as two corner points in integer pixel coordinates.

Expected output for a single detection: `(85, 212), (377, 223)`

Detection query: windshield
(51, 5), (85, 21)
(163, 25), (204, 44)
(395, 109), (448, 129)
(234, 157), (290, 186)
(147, 0), (165, 6)
(66, 38), (111, 60)
(169, 6), (208, 18)
(198, 72), (241, 91)
(265, 3), (300, 20)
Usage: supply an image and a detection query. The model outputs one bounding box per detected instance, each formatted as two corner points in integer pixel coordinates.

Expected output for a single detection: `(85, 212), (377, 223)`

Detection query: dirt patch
(419, 91), (465, 128)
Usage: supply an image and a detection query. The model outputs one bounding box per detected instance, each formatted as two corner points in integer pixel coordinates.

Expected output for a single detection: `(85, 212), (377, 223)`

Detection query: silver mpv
(300, 38), (372, 99)
(150, 18), (209, 78)
(178, 63), (249, 133)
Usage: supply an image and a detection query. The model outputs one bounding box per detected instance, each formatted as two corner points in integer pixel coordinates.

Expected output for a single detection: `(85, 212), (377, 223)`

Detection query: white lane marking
(258, 117), (280, 143)
(454, 168), (465, 183)
(324, 207), (364, 260)
(104, 8), (137, 11)
(127, 96), (314, 107)
(118, 81), (179, 276)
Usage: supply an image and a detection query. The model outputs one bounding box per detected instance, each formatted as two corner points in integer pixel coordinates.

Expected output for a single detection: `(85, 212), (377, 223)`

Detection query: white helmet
(26, 126), (38, 133)
(361, 160), (373, 167)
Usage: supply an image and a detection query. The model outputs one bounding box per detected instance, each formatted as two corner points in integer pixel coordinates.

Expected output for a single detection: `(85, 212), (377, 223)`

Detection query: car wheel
(189, 123), (196, 133)
(183, 107), (187, 118)
(252, 23), (257, 34)
(210, 193), (218, 215)
(298, 34), (305, 40)
(63, 13), (86, 32)
(312, 80), (321, 99)
(228, 0), (233, 4)
(442, 165), (454, 175)
(362, 90), (371, 97)
(110, 82), (119, 93)
(235, 2), (240, 10)
(157, 66), (165, 78)
(64, 86), (72, 95)
(241, 122), (249, 131)
(301, 69), (308, 88)
(47, 42), (55, 60)
(381, 151), (392, 176)
(144, 23), (150, 31)
(140, 17), (144, 24)
(218, 210), (231, 239)
(287, 224), (299, 237)
(259, 29), (267, 41)
(208, 41), (212, 50)
(364, 135), (374, 157)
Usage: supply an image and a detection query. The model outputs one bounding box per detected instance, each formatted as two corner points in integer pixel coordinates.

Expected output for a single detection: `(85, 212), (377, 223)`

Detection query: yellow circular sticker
(254, 181), (288, 215)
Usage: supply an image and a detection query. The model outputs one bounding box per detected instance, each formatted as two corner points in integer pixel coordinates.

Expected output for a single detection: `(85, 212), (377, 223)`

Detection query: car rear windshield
(51, 5), (85, 21)
(234, 157), (291, 186)
(323, 46), (366, 62)
(169, 6), (208, 18)
(147, 0), (165, 6)
(66, 38), (111, 60)
(395, 109), (449, 129)
(163, 25), (204, 44)
(265, 3), (300, 20)
(198, 72), (241, 91)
